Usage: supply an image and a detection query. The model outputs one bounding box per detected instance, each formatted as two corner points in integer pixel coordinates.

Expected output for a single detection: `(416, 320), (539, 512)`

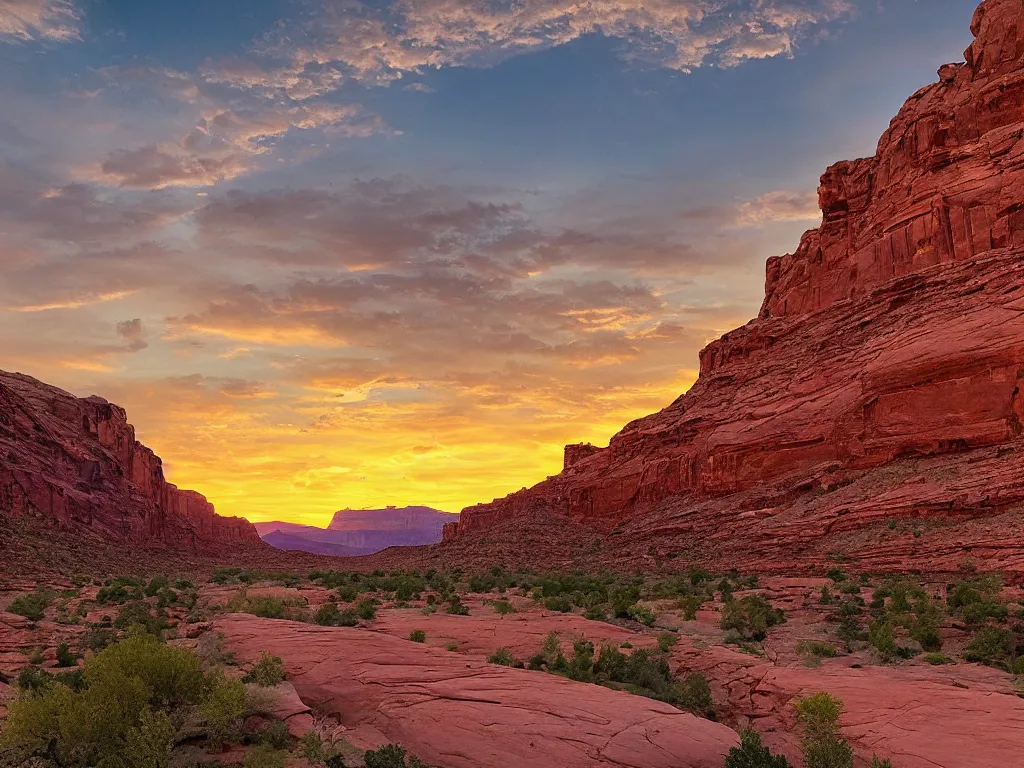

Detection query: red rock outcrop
(0, 370), (259, 553)
(216, 614), (740, 767)
(450, 0), (1024, 573)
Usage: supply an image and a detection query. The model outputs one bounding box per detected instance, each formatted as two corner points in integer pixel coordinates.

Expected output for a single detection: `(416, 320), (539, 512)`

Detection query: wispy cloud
(736, 189), (821, 226)
(0, 0), (80, 43)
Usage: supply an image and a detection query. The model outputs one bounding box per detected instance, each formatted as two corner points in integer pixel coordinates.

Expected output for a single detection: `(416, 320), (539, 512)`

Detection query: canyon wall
(0, 370), (260, 552)
(450, 0), (1024, 571)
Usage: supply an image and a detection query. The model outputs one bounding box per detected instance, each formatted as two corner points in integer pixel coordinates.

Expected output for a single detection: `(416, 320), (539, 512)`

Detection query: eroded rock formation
(451, 0), (1024, 572)
(0, 370), (259, 552)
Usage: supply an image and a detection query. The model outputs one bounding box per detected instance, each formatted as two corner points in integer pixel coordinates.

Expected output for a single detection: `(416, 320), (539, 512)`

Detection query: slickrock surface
(215, 614), (740, 768)
(450, 0), (1024, 574)
(0, 370), (259, 554)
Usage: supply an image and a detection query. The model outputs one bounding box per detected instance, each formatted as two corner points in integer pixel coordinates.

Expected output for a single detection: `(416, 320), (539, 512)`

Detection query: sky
(0, 0), (979, 526)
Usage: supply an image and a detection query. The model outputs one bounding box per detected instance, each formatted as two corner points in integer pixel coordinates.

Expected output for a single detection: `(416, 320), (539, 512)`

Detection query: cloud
(226, 0), (854, 93)
(735, 189), (821, 226)
(94, 145), (252, 190)
(0, 0), (79, 43)
(8, 289), (138, 312)
(116, 318), (148, 352)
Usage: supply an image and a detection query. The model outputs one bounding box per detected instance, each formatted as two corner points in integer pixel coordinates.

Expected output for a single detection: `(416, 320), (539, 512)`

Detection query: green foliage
(357, 599), (378, 620)
(795, 693), (853, 768)
(445, 597), (470, 615)
(96, 577), (145, 604)
(946, 576), (1006, 625)
(259, 720), (291, 750)
(1, 634), (207, 768)
(796, 641), (838, 658)
(627, 604), (656, 626)
(871, 758), (894, 768)
(125, 708), (175, 768)
(144, 575), (170, 597)
(114, 602), (168, 636)
(962, 627), (1020, 671)
(724, 729), (793, 768)
(492, 599), (516, 615)
(409, 630), (426, 643)
(487, 647), (518, 666)
(16, 665), (51, 693)
(55, 641), (78, 668)
(315, 603), (342, 626)
(244, 745), (287, 768)
(79, 626), (117, 654)
(201, 671), (248, 747)
(922, 653), (954, 665)
(656, 632), (678, 652)
(544, 595), (572, 612)
(868, 618), (898, 660)
(720, 595), (785, 640)
(363, 743), (428, 768)
(243, 653), (286, 687)
(679, 595), (705, 620)
(584, 605), (606, 621)
(8, 590), (55, 621)
(826, 568), (846, 583)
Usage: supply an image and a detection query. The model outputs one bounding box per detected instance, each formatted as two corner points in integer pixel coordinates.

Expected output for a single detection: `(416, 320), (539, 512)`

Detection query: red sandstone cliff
(450, 0), (1024, 573)
(0, 370), (260, 552)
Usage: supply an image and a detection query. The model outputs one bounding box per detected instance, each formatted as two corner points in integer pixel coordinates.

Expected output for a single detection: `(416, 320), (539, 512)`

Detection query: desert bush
(868, 618), (898, 660)
(114, 602), (168, 636)
(357, 599), (378, 620)
(627, 604), (656, 626)
(144, 575), (170, 597)
(201, 671), (247, 746)
(8, 590), (55, 621)
(314, 603), (342, 626)
(244, 745), (287, 768)
(16, 665), (51, 693)
(657, 632), (678, 652)
(55, 641), (77, 668)
(679, 595), (706, 620)
(796, 641), (838, 658)
(794, 692), (853, 768)
(584, 605), (606, 621)
(125, 708), (175, 768)
(259, 720), (291, 749)
(724, 729), (793, 768)
(544, 595), (572, 613)
(962, 627), (1019, 671)
(445, 597), (470, 616)
(79, 626), (117, 653)
(720, 596), (785, 640)
(409, 630), (426, 643)
(243, 653), (286, 687)
(922, 653), (953, 665)
(364, 743), (426, 768)
(492, 599), (516, 615)
(487, 647), (518, 666)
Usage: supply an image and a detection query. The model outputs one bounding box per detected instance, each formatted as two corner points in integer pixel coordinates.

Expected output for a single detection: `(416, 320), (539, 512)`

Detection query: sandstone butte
(0, 370), (259, 554)
(443, 0), (1024, 576)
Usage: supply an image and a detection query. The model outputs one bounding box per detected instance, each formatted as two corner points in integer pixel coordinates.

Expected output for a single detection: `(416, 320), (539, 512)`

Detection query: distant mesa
(256, 506), (458, 556)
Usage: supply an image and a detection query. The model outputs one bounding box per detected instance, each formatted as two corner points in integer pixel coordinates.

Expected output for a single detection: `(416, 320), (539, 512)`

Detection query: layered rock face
(452, 0), (1024, 571)
(0, 370), (259, 552)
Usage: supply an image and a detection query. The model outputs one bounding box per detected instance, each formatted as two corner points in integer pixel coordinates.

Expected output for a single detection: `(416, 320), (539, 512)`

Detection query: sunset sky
(0, 0), (977, 526)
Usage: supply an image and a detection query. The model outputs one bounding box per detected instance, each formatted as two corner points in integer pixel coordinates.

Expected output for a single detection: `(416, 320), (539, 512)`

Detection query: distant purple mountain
(255, 506), (457, 556)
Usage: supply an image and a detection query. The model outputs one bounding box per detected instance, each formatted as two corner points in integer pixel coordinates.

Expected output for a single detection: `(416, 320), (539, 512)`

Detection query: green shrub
(871, 757), (894, 768)
(243, 653), (286, 687)
(357, 599), (378, 620)
(364, 743), (426, 768)
(114, 602), (168, 636)
(446, 598), (470, 616)
(795, 693), (853, 768)
(125, 708), (175, 768)
(244, 745), (287, 768)
(627, 604), (656, 626)
(584, 605), (606, 621)
(16, 665), (51, 693)
(724, 729), (793, 768)
(962, 627), (1017, 670)
(922, 653), (953, 665)
(868, 618), (898, 660)
(201, 671), (248, 747)
(301, 731), (330, 765)
(96, 578), (145, 604)
(260, 720), (291, 749)
(487, 647), (517, 666)
(445, 642), (459, 652)
(679, 595), (705, 620)
(720, 596), (785, 640)
(656, 632), (678, 652)
(493, 599), (516, 615)
(144, 575), (170, 597)
(544, 595), (572, 612)
(315, 603), (343, 626)
(796, 641), (838, 658)
(337, 584), (359, 602)
(79, 626), (117, 653)
(55, 641), (78, 668)
(8, 590), (54, 621)
(409, 630), (426, 643)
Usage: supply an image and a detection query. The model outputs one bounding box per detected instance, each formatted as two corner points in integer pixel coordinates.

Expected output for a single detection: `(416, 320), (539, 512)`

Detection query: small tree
(724, 729), (792, 768)
(794, 692), (853, 768)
